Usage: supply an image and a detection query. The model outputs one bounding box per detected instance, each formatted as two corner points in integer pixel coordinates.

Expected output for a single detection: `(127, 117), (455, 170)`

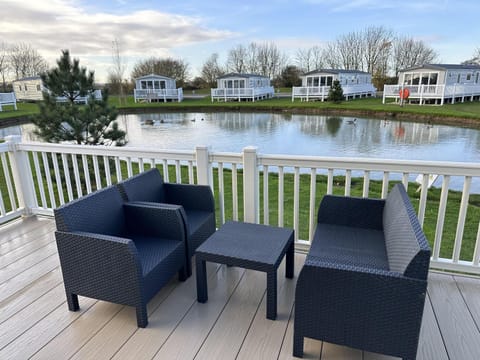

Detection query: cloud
(0, 1), (234, 59)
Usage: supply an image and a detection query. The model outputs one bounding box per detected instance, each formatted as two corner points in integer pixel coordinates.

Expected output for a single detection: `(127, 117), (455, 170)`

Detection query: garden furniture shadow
(293, 184), (431, 359)
(54, 185), (188, 328)
(117, 168), (216, 276)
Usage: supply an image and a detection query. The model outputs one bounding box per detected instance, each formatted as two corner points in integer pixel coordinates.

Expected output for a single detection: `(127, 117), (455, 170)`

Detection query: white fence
(55, 89), (103, 104)
(292, 84), (376, 102)
(133, 88), (184, 103)
(0, 92), (17, 111)
(2, 135), (480, 274)
(211, 87), (274, 102)
(383, 84), (480, 105)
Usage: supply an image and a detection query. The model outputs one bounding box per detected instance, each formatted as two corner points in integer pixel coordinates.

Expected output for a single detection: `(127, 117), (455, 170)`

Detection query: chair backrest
(383, 184), (431, 279)
(117, 168), (166, 203)
(54, 185), (127, 236)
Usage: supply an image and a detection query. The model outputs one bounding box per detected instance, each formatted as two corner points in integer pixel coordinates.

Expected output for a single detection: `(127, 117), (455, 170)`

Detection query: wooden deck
(1, 216), (479, 360)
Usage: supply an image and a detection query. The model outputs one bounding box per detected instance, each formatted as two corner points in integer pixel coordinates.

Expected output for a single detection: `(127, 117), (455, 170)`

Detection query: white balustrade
(2, 137), (480, 274)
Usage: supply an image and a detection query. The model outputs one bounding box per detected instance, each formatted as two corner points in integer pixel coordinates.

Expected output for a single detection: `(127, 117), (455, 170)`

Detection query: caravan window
(37, 84), (41, 91)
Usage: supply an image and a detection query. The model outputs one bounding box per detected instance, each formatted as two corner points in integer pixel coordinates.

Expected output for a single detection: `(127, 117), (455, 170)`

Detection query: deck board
(427, 272), (480, 360)
(111, 263), (223, 360)
(194, 268), (267, 359)
(0, 217), (480, 360)
(236, 255), (302, 360)
(152, 265), (244, 360)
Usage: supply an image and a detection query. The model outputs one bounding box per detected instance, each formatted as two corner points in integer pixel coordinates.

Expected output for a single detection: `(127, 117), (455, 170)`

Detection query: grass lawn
(0, 102), (39, 120)
(2, 153), (477, 263)
(108, 95), (480, 125)
(2, 96), (480, 128)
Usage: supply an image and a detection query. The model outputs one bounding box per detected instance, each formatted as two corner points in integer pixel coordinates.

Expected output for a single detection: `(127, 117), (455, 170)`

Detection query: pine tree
(328, 79), (345, 103)
(33, 50), (126, 146)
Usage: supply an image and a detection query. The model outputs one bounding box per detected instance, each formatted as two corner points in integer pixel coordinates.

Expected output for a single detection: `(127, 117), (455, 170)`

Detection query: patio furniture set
(54, 169), (430, 359)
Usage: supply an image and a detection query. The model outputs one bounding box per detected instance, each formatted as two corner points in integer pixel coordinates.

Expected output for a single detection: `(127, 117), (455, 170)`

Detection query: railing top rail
(0, 142), (9, 152)
(259, 153), (480, 177)
(13, 141), (480, 177)
(17, 142), (195, 161)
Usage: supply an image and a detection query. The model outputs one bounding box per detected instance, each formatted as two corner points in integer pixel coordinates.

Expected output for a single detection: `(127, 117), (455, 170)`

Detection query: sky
(1, 0), (478, 83)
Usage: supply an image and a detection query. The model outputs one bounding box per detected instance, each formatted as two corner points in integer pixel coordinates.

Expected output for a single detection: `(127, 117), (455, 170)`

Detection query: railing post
(195, 145), (212, 188)
(5, 135), (37, 216)
(243, 146), (259, 224)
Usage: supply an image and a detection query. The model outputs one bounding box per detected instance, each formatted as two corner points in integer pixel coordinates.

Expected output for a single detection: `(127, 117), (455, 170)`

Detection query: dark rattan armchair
(54, 185), (188, 328)
(117, 168), (216, 276)
(293, 184), (431, 359)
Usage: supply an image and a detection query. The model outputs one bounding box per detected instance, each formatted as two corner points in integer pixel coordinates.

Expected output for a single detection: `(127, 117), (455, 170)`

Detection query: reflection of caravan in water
(209, 112), (276, 131)
(389, 122), (439, 144)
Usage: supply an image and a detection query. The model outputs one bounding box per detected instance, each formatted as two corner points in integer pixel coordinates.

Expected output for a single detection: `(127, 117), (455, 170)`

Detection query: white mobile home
(292, 69), (376, 102)
(133, 74), (183, 103)
(211, 73), (274, 102)
(13, 76), (102, 103)
(13, 76), (44, 101)
(383, 64), (480, 105)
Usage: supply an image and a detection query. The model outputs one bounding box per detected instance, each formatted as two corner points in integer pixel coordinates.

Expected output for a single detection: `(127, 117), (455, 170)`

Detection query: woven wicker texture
(196, 221), (294, 319)
(117, 169), (216, 276)
(54, 185), (188, 328)
(293, 184), (431, 359)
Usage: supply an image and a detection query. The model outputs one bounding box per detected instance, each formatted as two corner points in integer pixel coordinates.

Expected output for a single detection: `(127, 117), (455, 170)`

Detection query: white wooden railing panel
(2, 139), (480, 274)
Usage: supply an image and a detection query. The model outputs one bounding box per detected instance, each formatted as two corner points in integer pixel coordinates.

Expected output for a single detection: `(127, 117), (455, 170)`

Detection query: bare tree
(322, 42), (341, 69)
(131, 57), (189, 87)
(255, 42), (287, 79)
(341, 31), (365, 70)
(9, 43), (48, 80)
(362, 26), (393, 76)
(461, 48), (480, 65)
(295, 46), (324, 72)
(0, 42), (9, 91)
(108, 38), (127, 104)
(201, 53), (224, 88)
(227, 44), (248, 73)
(227, 42), (286, 79)
(392, 37), (438, 75)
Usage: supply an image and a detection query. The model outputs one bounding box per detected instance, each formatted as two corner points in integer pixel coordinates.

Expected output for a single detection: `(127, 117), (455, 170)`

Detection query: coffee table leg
(286, 241), (294, 279)
(266, 270), (277, 320)
(196, 257), (208, 303)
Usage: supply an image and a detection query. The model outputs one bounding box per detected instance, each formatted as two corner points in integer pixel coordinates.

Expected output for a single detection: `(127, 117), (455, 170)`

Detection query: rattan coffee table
(195, 221), (294, 320)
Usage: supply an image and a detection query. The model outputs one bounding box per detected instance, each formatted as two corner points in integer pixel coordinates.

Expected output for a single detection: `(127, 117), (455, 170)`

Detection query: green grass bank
(2, 96), (480, 129)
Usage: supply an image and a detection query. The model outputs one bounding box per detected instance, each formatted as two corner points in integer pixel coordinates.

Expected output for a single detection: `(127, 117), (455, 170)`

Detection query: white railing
(211, 87), (274, 102)
(0, 92), (17, 111)
(292, 86), (330, 101)
(383, 84), (480, 105)
(55, 89), (103, 104)
(3, 135), (480, 274)
(292, 84), (376, 102)
(133, 88), (184, 103)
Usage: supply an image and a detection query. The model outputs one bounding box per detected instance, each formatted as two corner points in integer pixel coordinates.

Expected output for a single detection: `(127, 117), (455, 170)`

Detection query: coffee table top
(196, 221), (294, 267)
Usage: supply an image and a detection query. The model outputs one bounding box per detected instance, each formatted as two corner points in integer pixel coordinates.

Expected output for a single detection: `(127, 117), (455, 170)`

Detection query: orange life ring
(399, 88), (410, 99)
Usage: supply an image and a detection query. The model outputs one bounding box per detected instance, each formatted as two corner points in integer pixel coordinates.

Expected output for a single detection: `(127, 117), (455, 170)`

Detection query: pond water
(3, 112), (480, 191)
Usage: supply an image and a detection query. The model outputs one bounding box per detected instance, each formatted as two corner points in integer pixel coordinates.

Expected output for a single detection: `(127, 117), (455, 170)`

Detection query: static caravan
(13, 76), (102, 103)
(292, 69), (376, 101)
(383, 64), (480, 105)
(13, 76), (44, 101)
(211, 73), (274, 102)
(133, 74), (183, 103)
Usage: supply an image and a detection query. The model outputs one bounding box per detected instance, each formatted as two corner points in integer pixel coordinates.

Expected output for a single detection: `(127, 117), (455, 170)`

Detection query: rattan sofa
(293, 184), (431, 359)
(116, 168), (216, 276)
(54, 185), (188, 328)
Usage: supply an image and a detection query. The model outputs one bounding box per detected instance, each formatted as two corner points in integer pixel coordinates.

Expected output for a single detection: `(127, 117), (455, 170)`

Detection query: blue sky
(1, 0), (478, 82)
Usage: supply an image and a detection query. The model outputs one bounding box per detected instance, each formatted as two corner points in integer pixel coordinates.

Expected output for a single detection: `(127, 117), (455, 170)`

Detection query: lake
(3, 112), (480, 191)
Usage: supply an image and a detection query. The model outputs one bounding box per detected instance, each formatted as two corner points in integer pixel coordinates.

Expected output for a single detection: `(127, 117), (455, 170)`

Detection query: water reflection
(2, 112), (480, 191)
